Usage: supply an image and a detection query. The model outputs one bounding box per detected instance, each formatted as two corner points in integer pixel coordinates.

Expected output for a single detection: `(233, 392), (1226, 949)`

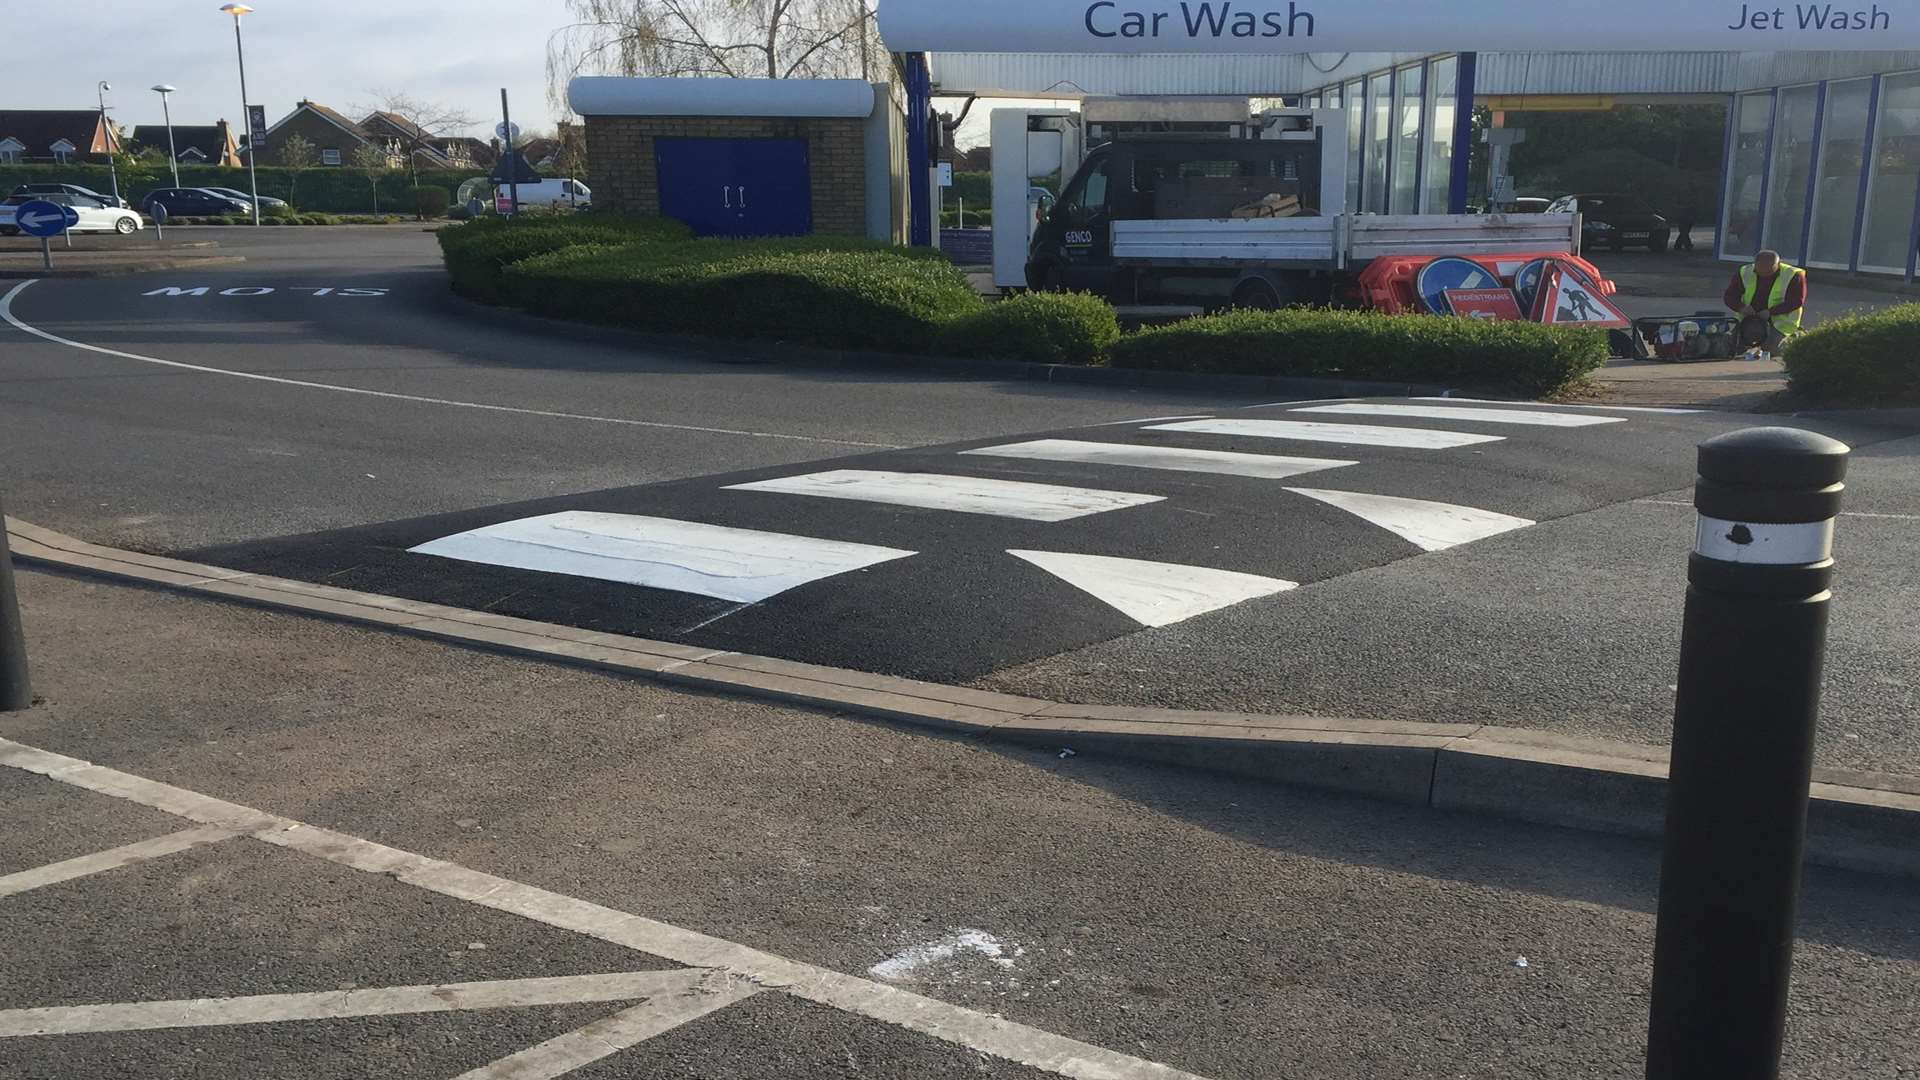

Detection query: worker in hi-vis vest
(1723, 248), (1808, 356)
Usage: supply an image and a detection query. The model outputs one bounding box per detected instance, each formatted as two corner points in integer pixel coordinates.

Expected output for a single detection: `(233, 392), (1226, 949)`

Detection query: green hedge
(941, 291), (1119, 365)
(1783, 305), (1920, 404)
(1109, 308), (1608, 396)
(1, 163), (484, 214)
(436, 216), (693, 303)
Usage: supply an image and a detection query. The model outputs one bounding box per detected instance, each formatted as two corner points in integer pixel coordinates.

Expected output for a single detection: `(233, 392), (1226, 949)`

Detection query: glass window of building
(1392, 64), (1424, 214)
(1345, 79), (1365, 213)
(1761, 83), (1819, 260)
(1807, 78), (1874, 268)
(1861, 71), (1920, 272)
(1367, 73), (1391, 214)
(1723, 92), (1774, 258)
(1323, 86), (1341, 109)
(1423, 57), (1458, 213)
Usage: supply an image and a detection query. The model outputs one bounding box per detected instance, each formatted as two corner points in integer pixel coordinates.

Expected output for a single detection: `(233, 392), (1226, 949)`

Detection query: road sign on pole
(14, 200), (78, 271)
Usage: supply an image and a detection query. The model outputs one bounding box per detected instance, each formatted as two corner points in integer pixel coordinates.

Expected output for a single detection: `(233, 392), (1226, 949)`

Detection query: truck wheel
(1231, 277), (1285, 310)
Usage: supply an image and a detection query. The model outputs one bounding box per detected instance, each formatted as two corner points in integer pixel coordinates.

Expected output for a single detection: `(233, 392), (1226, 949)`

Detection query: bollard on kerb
(1646, 427), (1849, 1080)
(0, 496), (29, 711)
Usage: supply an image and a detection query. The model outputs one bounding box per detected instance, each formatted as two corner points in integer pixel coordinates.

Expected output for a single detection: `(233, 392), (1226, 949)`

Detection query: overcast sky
(3, 1), (561, 136)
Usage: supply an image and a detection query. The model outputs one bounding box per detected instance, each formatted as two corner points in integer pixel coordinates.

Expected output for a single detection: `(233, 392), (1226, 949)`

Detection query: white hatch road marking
(454, 979), (762, 1080)
(1415, 397), (1703, 415)
(727, 469), (1165, 522)
(1291, 403), (1629, 427)
(0, 825), (239, 899)
(0, 970), (715, 1038)
(1009, 550), (1296, 627)
(963, 439), (1355, 480)
(0, 738), (1210, 1080)
(1285, 488), (1535, 552)
(1145, 418), (1504, 449)
(0, 280), (896, 450)
(408, 512), (915, 603)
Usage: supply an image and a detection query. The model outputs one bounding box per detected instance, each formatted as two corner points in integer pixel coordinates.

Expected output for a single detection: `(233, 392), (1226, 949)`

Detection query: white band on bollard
(1694, 515), (1834, 565)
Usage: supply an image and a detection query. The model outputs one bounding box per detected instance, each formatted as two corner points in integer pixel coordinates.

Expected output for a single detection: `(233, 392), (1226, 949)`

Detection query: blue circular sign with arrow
(14, 200), (79, 238)
(1414, 256), (1503, 314)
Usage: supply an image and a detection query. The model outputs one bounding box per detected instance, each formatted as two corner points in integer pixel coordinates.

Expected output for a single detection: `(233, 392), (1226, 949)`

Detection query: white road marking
(727, 470), (1164, 522)
(0, 280), (896, 450)
(408, 512), (915, 603)
(0, 737), (1211, 1080)
(963, 439), (1355, 480)
(1009, 550), (1296, 627)
(0, 825), (238, 899)
(1095, 414), (1215, 426)
(1291, 403), (1628, 427)
(1417, 397), (1703, 414)
(1286, 488), (1535, 552)
(1145, 418), (1503, 449)
(870, 930), (1020, 982)
(0, 971), (706, 1037)
(452, 977), (762, 1080)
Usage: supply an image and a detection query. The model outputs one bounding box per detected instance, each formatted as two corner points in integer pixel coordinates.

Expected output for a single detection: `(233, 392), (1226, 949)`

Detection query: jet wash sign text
(877, 0), (1915, 52)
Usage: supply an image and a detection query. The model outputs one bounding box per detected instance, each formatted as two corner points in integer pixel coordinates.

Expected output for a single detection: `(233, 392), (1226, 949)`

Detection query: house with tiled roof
(256, 100), (399, 167)
(0, 109), (120, 165)
(130, 120), (241, 167)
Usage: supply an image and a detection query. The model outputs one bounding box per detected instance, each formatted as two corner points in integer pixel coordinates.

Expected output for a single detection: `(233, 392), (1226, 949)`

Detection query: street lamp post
(151, 85), (180, 187)
(97, 82), (121, 206)
(219, 3), (261, 225)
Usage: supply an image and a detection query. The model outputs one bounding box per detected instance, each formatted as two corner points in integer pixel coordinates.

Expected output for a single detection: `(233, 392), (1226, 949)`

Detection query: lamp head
(220, 3), (254, 15)
(152, 84), (177, 94)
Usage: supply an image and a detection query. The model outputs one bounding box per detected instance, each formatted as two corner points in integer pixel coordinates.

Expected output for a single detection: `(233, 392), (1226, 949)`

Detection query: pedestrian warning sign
(1529, 260), (1629, 329)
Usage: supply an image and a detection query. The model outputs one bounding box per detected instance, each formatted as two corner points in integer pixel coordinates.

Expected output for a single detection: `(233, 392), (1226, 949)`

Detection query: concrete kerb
(8, 515), (1918, 880)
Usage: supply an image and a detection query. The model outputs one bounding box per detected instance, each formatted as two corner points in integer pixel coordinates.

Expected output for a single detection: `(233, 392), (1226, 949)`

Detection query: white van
(495, 178), (591, 210)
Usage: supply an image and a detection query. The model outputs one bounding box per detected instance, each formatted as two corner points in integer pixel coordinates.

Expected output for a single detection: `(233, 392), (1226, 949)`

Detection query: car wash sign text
(877, 0), (1916, 52)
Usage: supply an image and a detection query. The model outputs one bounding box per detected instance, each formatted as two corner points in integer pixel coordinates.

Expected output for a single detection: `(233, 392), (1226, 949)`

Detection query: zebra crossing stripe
(1144, 418), (1504, 449)
(1291, 403), (1628, 427)
(726, 470), (1164, 522)
(962, 439), (1355, 480)
(1411, 397), (1702, 415)
(408, 512), (914, 603)
(1286, 488), (1535, 552)
(1008, 550), (1296, 627)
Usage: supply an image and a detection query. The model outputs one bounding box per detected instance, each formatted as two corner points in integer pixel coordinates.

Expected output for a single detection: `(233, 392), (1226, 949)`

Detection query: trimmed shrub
(501, 238), (984, 352)
(1783, 304), (1920, 403)
(940, 291), (1120, 365)
(436, 215), (694, 303)
(413, 185), (451, 221)
(1109, 308), (1608, 396)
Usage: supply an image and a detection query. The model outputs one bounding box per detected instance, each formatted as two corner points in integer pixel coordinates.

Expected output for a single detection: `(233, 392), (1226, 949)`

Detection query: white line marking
(726, 470), (1165, 522)
(964, 439), (1355, 480)
(1291, 403), (1627, 427)
(1418, 397), (1703, 414)
(1009, 550), (1296, 627)
(452, 977), (761, 1080)
(1285, 488), (1535, 552)
(0, 825), (238, 899)
(1096, 414), (1215, 426)
(0, 280), (896, 450)
(408, 512), (915, 603)
(871, 929), (1020, 981)
(1145, 418), (1504, 449)
(0, 971), (705, 1037)
(0, 738), (1209, 1080)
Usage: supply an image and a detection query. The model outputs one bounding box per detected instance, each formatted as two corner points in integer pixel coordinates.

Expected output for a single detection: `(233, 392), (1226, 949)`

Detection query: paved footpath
(2, 569), (1916, 1078)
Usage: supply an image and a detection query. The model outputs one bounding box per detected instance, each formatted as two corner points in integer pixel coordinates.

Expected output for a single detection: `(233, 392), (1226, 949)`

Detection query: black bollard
(1646, 427), (1849, 1080)
(0, 496), (29, 711)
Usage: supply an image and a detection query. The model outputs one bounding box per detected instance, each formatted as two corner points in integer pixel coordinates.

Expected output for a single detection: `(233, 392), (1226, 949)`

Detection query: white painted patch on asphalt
(1009, 550), (1296, 626)
(0, 736), (1213, 1080)
(408, 512), (915, 603)
(727, 470), (1164, 522)
(1286, 488), (1536, 552)
(1291, 403), (1628, 427)
(964, 439), (1355, 480)
(1145, 418), (1504, 449)
(453, 976), (761, 1079)
(0, 280), (897, 450)
(870, 930), (1020, 981)
(1416, 397), (1703, 414)
(0, 825), (238, 899)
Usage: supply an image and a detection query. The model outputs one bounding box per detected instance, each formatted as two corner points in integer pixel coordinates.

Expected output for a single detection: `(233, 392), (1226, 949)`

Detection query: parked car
(1548, 193), (1672, 252)
(1508, 197), (1551, 214)
(8, 182), (128, 209)
(496, 178), (591, 210)
(0, 192), (144, 235)
(201, 186), (289, 211)
(139, 187), (253, 217)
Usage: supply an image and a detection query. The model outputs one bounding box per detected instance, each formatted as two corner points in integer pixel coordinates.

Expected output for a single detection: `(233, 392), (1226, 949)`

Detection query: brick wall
(584, 115), (868, 235)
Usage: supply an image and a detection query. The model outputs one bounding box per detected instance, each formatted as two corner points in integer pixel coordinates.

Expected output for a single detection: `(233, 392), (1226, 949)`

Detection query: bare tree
(277, 133), (315, 209)
(351, 141), (390, 214)
(357, 90), (479, 185)
(547, 0), (883, 105)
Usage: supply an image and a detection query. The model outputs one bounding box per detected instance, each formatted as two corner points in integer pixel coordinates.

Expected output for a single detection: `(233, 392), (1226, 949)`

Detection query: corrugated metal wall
(1475, 52), (1733, 95)
(929, 53), (1421, 96)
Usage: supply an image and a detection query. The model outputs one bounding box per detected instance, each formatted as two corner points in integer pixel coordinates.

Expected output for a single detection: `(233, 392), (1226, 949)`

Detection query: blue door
(655, 137), (811, 237)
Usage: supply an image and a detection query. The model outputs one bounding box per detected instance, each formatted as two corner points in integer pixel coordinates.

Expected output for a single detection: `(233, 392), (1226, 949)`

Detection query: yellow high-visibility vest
(1740, 263), (1806, 336)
